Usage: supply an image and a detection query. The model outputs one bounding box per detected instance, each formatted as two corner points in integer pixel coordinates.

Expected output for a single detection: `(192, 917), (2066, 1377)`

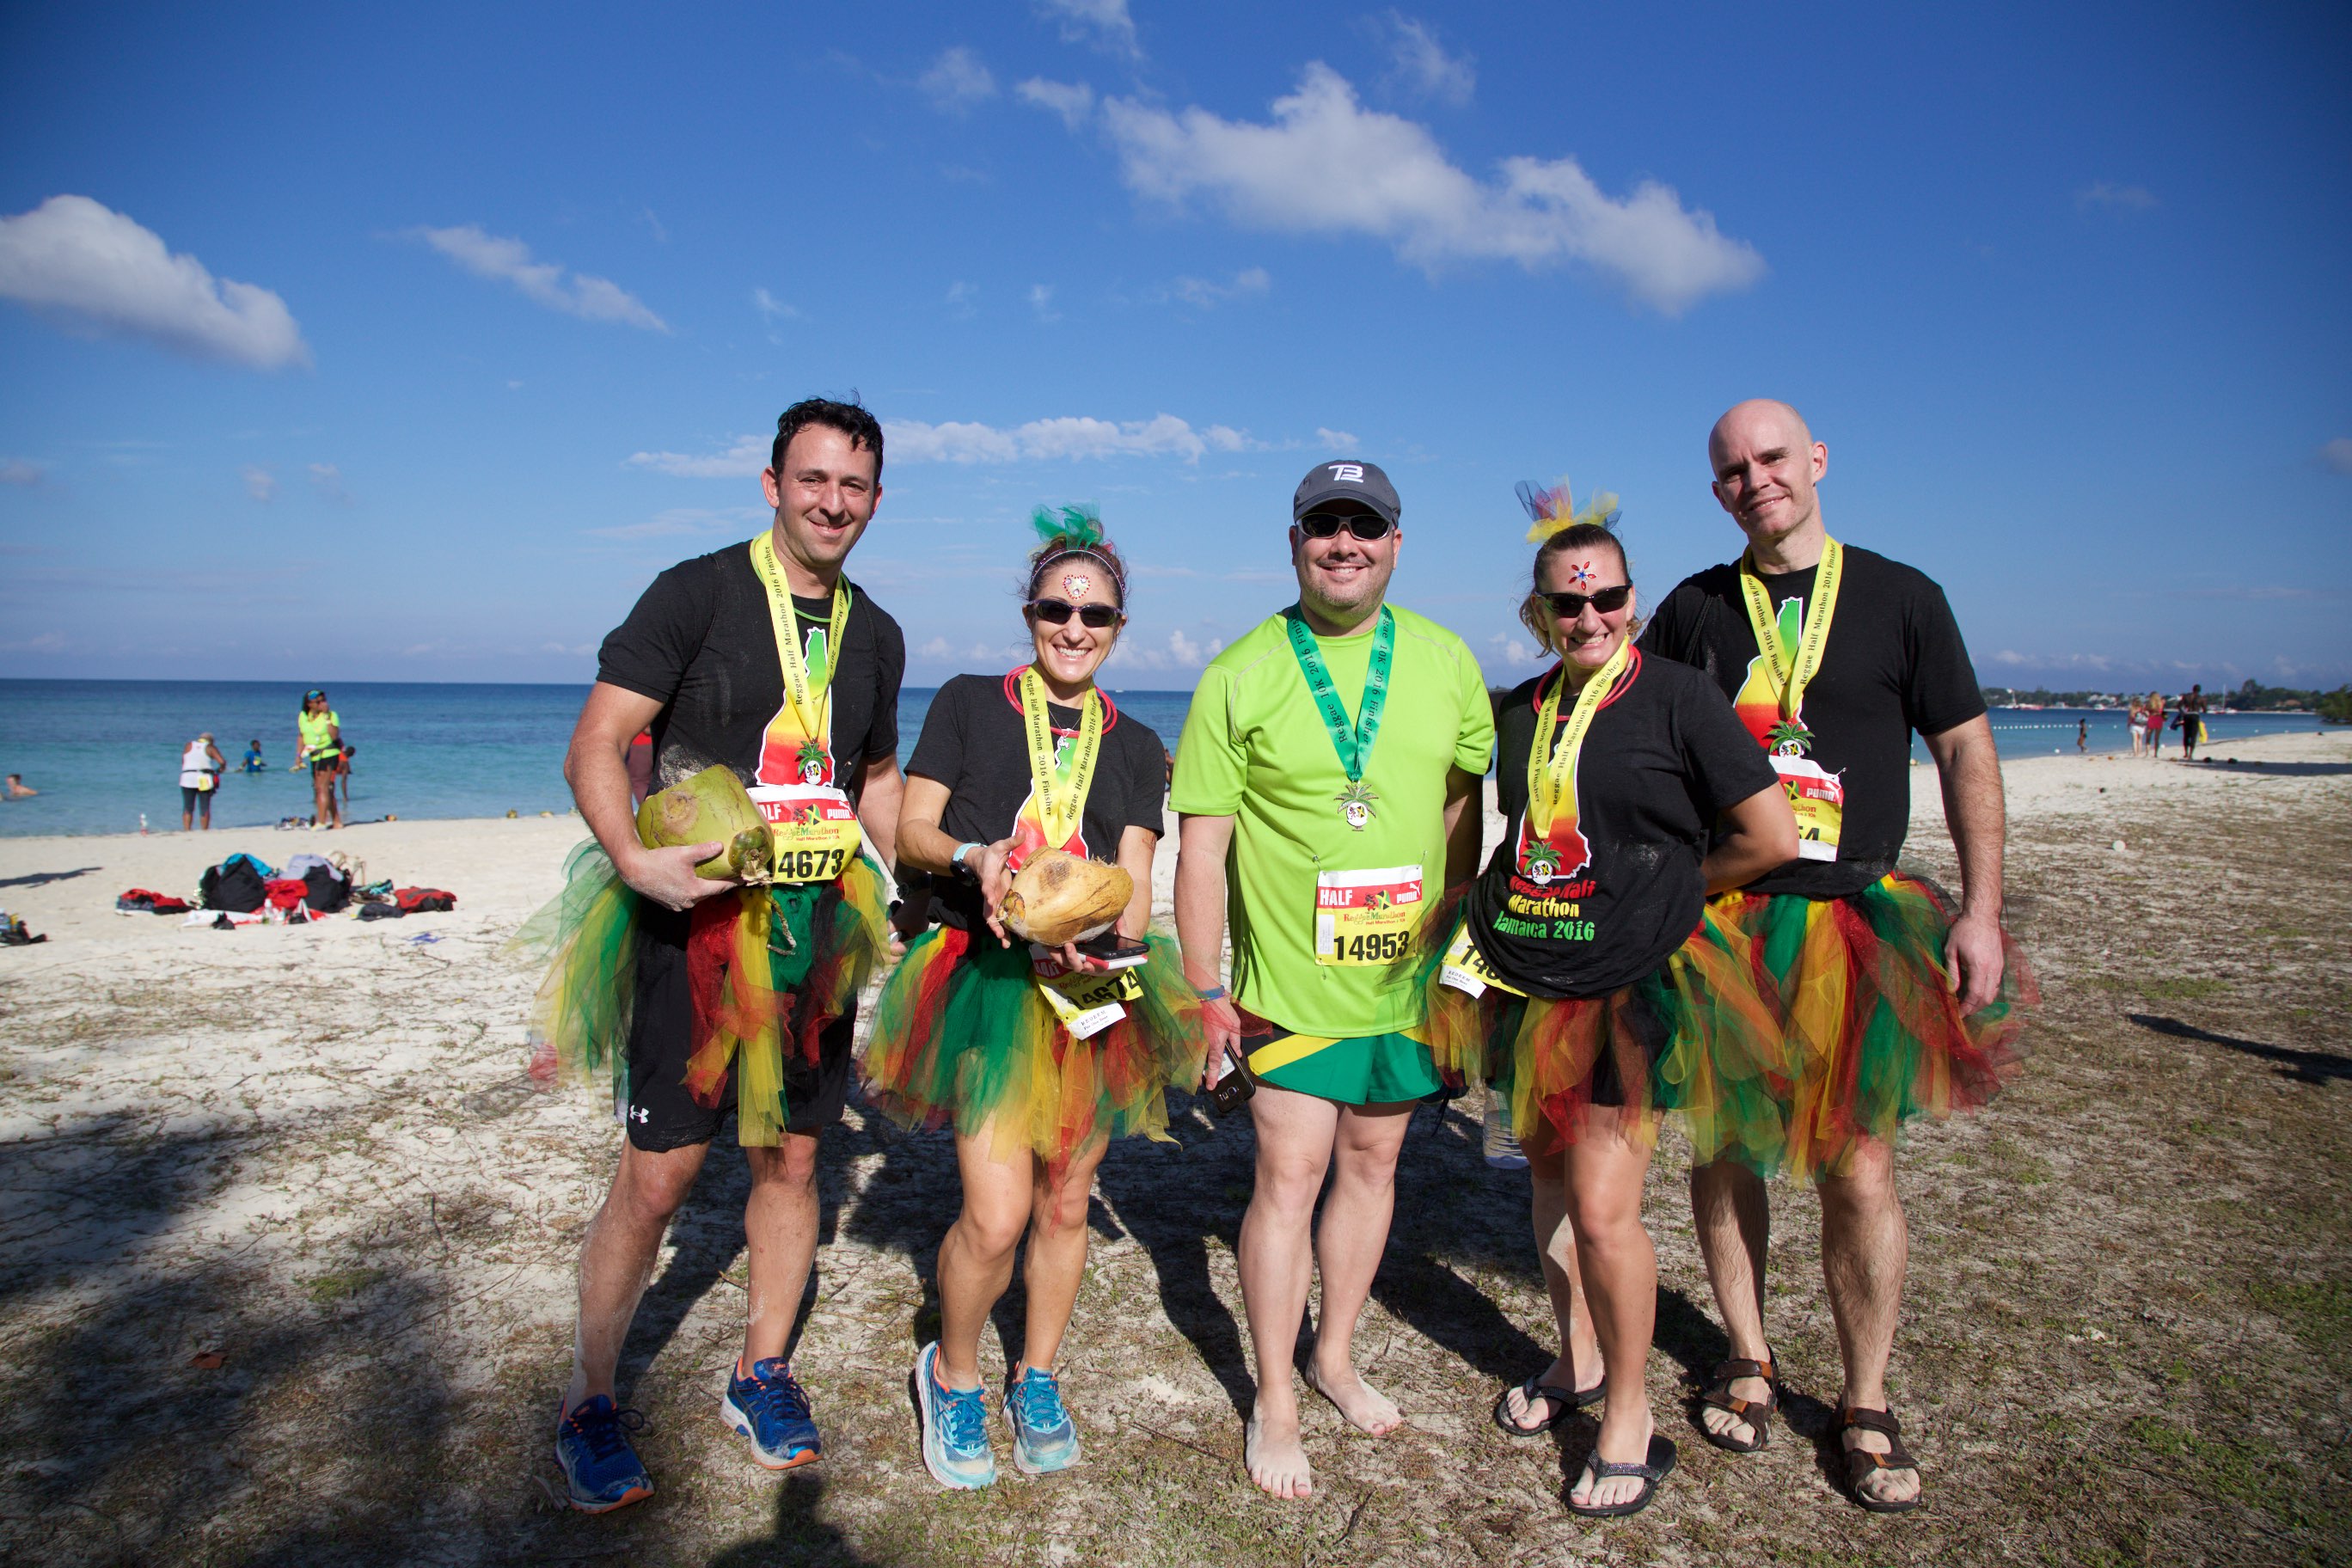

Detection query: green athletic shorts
(1240, 1021), (1442, 1106)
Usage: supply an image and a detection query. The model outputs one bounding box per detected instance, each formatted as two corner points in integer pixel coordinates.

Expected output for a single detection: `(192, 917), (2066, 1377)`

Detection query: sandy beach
(2, 730), (2347, 1565)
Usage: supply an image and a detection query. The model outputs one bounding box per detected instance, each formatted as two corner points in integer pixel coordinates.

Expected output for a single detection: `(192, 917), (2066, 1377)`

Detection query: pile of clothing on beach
(134, 851), (460, 928)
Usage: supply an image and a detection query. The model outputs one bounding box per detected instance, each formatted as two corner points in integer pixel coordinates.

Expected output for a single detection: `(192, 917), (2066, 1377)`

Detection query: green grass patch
(304, 1266), (383, 1304)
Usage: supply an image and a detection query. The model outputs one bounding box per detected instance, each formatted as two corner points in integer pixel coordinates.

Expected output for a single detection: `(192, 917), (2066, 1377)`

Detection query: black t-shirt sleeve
(596, 560), (712, 704)
(1123, 720), (1167, 836)
(1635, 579), (1706, 665)
(1675, 671), (1780, 812)
(1902, 579), (1987, 738)
(866, 600), (906, 760)
(906, 674), (973, 794)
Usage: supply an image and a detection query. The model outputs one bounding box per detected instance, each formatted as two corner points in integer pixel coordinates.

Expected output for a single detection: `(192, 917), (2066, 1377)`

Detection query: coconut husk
(999, 848), (1131, 946)
(634, 765), (774, 884)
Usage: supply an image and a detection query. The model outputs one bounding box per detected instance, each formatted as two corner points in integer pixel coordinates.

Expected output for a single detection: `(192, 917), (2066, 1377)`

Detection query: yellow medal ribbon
(749, 532), (853, 750)
(1527, 639), (1632, 836)
(1736, 534), (1843, 728)
(1018, 665), (1103, 852)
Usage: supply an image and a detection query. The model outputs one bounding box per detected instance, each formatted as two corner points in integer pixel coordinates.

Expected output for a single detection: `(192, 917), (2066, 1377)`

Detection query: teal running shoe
(721, 1357), (821, 1470)
(1005, 1366), (1081, 1475)
(914, 1342), (995, 1490)
(554, 1395), (652, 1514)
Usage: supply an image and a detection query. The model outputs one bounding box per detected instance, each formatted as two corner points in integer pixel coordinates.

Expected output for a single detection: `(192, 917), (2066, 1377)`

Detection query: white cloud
(242, 465), (276, 502)
(2, 631), (67, 652)
(885, 413), (1253, 463)
(1169, 266), (1271, 307)
(1314, 426), (1360, 448)
(413, 224), (668, 331)
(1990, 649), (2116, 671)
(1028, 283), (1061, 322)
(1378, 12), (1474, 107)
(627, 433), (771, 478)
(753, 286), (799, 322)
(917, 635), (954, 659)
(1108, 627), (1225, 671)
(307, 462), (350, 503)
(1486, 631), (1543, 669)
(1097, 64), (1765, 312)
(946, 279), (979, 316)
(0, 194), (310, 369)
(0, 459), (42, 486)
(640, 209), (669, 243)
(920, 46), (997, 113)
(2077, 181), (2158, 212)
(1017, 77), (1096, 129)
(1038, 0), (1139, 58)
(2322, 437), (2352, 475)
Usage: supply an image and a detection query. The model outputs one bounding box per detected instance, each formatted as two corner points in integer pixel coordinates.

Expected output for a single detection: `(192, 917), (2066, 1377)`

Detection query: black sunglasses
(1296, 511), (1395, 541)
(1542, 585), (1632, 617)
(1026, 598), (1123, 628)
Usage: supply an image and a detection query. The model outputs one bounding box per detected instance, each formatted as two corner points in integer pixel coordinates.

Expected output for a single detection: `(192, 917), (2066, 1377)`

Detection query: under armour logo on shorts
(629, 1105), (649, 1124)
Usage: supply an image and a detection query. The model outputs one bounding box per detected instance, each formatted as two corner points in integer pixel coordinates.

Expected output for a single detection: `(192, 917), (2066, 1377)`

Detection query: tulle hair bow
(1031, 503), (1105, 548)
(1516, 480), (1621, 543)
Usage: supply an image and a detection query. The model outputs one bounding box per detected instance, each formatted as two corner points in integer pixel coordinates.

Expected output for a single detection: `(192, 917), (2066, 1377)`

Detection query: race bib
(1769, 756), (1843, 861)
(1030, 946), (1144, 1039)
(748, 785), (864, 883)
(1438, 922), (1525, 999)
(1313, 864), (1424, 967)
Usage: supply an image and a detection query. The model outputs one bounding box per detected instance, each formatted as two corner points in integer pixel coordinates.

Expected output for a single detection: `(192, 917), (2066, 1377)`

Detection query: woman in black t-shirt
(1406, 494), (1798, 1517)
(866, 508), (1201, 1491)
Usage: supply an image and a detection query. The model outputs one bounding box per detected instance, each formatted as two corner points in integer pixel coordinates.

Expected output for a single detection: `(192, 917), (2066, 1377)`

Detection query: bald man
(1634, 400), (2031, 1513)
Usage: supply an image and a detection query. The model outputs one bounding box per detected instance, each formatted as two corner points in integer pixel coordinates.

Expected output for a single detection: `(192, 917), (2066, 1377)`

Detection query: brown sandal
(1697, 1355), (1778, 1453)
(1839, 1406), (1923, 1514)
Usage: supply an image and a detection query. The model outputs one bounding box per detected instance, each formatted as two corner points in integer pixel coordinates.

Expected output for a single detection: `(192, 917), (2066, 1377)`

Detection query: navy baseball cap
(1292, 459), (1400, 526)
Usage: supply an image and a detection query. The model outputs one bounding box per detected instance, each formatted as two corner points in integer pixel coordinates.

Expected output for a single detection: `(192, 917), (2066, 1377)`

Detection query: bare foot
(1570, 1415), (1658, 1512)
(1303, 1363), (1401, 1436)
(1245, 1409), (1313, 1499)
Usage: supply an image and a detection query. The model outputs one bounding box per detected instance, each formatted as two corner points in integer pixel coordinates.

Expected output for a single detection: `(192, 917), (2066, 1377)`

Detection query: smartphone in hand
(1209, 1044), (1254, 1115)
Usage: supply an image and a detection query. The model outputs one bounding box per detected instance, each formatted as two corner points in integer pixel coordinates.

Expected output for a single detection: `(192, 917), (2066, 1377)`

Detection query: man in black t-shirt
(1638, 399), (2027, 1514)
(548, 399), (908, 1513)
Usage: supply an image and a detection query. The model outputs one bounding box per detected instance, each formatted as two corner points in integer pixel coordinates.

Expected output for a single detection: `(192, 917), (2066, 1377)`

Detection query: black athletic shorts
(622, 903), (855, 1152)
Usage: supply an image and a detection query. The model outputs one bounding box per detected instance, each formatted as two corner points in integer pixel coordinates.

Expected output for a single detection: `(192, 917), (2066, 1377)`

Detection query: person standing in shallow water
(1638, 399), (2033, 1513)
(1170, 458), (1493, 1500)
(864, 507), (1200, 1491)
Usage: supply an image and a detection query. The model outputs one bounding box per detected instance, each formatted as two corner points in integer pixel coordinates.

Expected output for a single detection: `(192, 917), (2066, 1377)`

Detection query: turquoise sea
(0, 679), (2330, 838)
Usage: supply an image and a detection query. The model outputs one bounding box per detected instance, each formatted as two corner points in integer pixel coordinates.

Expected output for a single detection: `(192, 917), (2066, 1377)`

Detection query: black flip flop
(1491, 1374), (1606, 1437)
(1567, 1435), (1677, 1518)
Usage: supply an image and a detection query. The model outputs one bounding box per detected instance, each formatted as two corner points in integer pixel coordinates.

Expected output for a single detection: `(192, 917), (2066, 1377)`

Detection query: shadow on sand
(2128, 1013), (2352, 1086)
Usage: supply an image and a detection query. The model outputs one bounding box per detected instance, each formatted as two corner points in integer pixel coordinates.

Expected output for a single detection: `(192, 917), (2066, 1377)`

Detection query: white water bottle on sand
(1482, 1084), (1528, 1170)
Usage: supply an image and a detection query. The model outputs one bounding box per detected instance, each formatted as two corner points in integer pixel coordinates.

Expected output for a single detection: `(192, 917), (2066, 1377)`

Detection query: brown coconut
(999, 848), (1131, 946)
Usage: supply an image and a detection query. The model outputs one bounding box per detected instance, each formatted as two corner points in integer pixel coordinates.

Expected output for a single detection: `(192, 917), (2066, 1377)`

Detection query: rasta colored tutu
(1404, 895), (1792, 1169)
(513, 841), (639, 1099)
(1711, 871), (2033, 1179)
(513, 842), (891, 1146)
(862, 926), (1204, 1173)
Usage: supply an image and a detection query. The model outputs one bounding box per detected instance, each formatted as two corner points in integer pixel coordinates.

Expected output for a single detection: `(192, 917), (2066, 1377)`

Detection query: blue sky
(3, 0), (2348, 693)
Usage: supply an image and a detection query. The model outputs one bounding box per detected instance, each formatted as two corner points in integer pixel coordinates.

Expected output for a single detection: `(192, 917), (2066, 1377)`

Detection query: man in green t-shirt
(1172, 457), (1493, 1500)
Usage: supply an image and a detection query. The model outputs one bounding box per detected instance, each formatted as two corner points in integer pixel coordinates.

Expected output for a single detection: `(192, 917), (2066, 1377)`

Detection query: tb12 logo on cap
(1326, 463), (1364, 483)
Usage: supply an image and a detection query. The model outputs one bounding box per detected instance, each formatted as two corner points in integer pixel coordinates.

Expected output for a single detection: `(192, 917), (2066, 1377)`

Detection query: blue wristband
(952, 842), (984, 879)
(1196, 984), (1228, 1001)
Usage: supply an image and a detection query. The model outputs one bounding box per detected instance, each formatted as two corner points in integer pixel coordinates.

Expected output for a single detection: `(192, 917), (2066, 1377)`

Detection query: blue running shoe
(554, 1395), (652, 1514)
(721, 1357), (821, 1470)
(1005, 1365), (1081, 1475)
(914, 1341), (995, 1490)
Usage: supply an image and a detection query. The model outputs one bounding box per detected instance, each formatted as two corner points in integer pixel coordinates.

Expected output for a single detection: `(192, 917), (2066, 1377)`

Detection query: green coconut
(635, 764), (774, 884)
